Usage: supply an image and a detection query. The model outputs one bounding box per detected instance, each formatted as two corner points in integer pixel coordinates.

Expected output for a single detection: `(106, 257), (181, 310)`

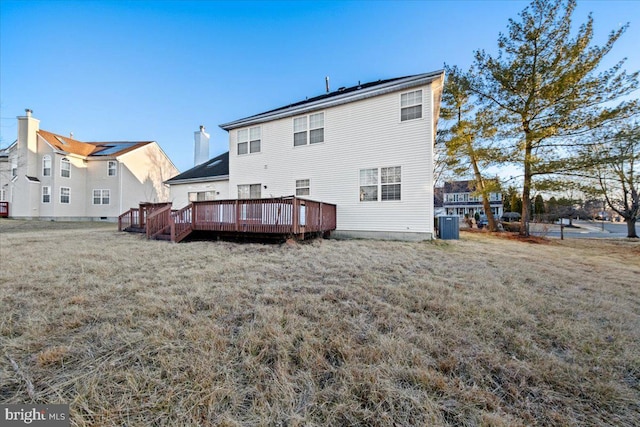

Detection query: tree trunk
(627, 217), (638, 238)
(521, 136), (533, 236)
(469, 154), (498, 231)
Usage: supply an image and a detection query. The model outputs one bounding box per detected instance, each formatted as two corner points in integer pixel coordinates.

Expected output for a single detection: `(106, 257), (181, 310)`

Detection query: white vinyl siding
(92, 189), (110, 205)
(42, 155), (52, 176)
(42, 186), (51, 203)
(229, 81), (436, 235)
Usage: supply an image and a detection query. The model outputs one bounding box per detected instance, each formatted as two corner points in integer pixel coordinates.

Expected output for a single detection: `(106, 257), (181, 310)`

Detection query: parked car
(477, 215), (488, 229)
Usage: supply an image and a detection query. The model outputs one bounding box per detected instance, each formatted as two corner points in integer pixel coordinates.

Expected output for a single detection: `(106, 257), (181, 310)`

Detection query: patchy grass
(1, 220), (639, 426)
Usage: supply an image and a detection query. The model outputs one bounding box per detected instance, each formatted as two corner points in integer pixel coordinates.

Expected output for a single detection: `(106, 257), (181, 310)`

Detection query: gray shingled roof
(220, 70), (444, 131)
(165, 152), (229, 184)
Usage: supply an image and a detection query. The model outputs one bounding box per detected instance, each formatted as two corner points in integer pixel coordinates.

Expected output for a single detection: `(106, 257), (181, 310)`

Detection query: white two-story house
(216, 71), (444, 240)
(0, 110), (178, 221)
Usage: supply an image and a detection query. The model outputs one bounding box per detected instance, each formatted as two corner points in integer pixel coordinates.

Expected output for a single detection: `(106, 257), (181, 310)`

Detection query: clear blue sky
(1, 0), (638, 173)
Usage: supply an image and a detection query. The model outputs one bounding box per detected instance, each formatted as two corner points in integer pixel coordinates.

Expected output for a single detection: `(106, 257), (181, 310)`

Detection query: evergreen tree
(470, 0), (639, 235)
(439, 66), (505, 231)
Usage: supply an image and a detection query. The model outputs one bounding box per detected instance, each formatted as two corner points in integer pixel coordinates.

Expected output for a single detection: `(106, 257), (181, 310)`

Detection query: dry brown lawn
(1, 219), (639, 426)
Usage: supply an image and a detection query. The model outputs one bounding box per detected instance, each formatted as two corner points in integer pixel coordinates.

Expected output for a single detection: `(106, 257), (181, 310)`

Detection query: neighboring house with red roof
(0, 109), (178, 220)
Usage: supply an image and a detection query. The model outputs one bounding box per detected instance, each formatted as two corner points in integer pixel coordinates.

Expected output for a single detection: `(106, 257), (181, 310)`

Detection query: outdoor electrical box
(438, 216), (459, 240)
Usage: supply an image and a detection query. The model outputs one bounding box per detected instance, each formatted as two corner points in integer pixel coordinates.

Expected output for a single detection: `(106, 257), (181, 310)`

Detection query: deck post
(191, 202), (196, 230)
(235, 200), (240, 232)
(292, 197), (298, 235)
(139, 205), (144, 228)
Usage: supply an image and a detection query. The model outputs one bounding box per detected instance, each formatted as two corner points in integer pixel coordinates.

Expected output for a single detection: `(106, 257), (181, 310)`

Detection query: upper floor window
(108, 161), (117, 176)
(60, 187), (70, 204)
(237, 126), (261, 155)
(296, 179), (310, 196)
(237, 184), (261, 199)
(42, 186), (51, 203)
(360, 166), (401, 201)
(93, 189), (110, 205)
(294, 112), (324, 146)
(0, 188), (6, 202)
(42, 155), (51, 176)
(400, 90), (422, 121)
(60, 158), (70, 178)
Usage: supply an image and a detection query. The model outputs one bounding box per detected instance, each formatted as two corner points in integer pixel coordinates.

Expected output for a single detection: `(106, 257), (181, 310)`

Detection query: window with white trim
(42, 155), (51, 176)
(0, 188), (6, 202)
(188, 191), (216, 202)
(360, 166), (401, 201)
(294, 112), (324, 146)
(11, 157), (17, 178)
(60, 187), (70, 204)
(400, 90), (422, 121)
(42, 186), (51, 203)
(237, 184), (261, 199)
(237, 126), (261, 155)
(93, 189), (110, 205)
(296, 179), (310, 196)
(108, 161), (117, 176)
(60, 158), (70, 178)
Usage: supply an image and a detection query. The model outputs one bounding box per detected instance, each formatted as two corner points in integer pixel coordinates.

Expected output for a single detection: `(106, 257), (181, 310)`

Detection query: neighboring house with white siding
(215, 71), (444, 240)
(442, 180), (503, 218)
(0, 109), (178, 221)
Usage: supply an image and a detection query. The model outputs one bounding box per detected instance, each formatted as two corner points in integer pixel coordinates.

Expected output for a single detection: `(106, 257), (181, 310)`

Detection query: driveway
(529, 220), (639, 239)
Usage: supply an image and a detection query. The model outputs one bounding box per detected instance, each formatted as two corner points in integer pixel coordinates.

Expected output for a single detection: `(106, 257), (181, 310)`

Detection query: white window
(381, 166), (401, 201)
(296, 179), (310, 196)
(108, 161), (117, 176)
(42, 186), (51, 203)
(92, 189), (110, 205)
(0, 188), (7, 201)
(237, 184), (261, 199)
(294, 112), (324, 146)
(188, 191), (216, 202)
(359, 169), (378, 201)
(60, 158), (70, 178)
(401, 90), (422, 121)
(360, 166), (401, 202)
(60, 187), (70, 204)
(237, 126), (261, 155)
(42, 155), (51, 176)
(11, 157), (17, 178)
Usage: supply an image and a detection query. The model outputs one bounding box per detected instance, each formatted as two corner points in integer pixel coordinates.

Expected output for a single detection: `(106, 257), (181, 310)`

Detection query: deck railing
(191, 196), (336, 237)
(119, 197), (336, 242)
(0, 202), (8, 218)
(118, 208), (139, 231)
(146, 204), (172, 239)
(171, 204), (193, 243)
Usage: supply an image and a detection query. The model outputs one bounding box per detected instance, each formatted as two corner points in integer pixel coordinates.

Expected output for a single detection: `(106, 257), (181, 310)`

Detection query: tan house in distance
(0, 109), (178, 221)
